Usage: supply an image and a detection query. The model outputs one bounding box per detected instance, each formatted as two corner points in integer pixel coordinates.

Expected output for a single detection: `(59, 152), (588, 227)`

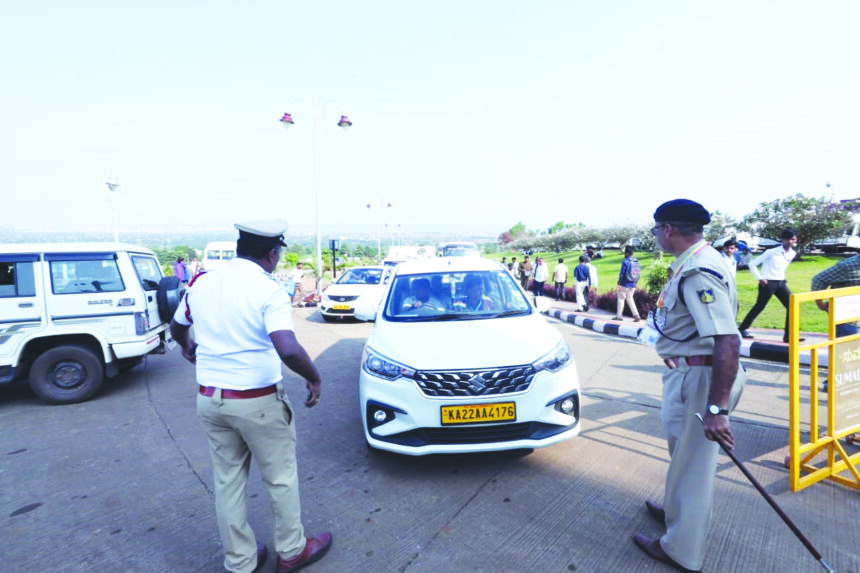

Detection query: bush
(594, 288), (657, 318)
(644, 258), (671, 295)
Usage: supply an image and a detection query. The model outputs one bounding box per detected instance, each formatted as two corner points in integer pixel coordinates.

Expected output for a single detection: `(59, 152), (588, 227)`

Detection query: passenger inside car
(455, 273), (495, 312)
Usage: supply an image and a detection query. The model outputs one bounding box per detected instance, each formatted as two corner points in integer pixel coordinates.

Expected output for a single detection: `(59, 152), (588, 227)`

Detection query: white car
(355, 257), (580, 455)
(320, 266), (387, 322)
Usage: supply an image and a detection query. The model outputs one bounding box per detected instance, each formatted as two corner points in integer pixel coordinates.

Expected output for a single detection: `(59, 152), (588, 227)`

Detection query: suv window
(0, 255), (38, 298)
(49, 256), (125, 294)
(131, 255), (162, 291)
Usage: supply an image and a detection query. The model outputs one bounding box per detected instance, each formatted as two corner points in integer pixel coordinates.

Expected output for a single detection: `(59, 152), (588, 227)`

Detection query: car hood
(325, 284), (383, 297)
(367, 314), (562, 370)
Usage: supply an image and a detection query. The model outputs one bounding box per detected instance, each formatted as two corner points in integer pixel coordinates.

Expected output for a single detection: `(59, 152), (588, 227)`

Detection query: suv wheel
(29, 345), (105, 404)
(157, 276), (185, 323)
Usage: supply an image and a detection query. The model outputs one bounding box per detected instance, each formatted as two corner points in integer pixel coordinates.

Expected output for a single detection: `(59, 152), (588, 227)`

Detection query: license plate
(441, 402), (516, 425)
(332, 304), (351, 310)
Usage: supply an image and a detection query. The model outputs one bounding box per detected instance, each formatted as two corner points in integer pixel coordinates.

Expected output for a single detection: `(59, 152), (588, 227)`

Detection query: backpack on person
(624, 257), (641, 284)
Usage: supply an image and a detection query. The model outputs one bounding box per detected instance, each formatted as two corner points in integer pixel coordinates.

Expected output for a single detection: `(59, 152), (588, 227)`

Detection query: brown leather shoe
(276, 533), (333, 573)
(253, 543), (268, 572)
(645, 499), (665, 524)
(633, 534), (701, 572)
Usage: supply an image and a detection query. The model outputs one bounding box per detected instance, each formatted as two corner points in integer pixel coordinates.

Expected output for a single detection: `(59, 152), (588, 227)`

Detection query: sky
(3, 1), (860, 239)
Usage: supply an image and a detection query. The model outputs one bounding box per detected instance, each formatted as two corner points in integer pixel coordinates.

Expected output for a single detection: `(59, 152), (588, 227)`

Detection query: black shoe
(645, 499), (665, 524)
(633, 534), (700, 572)
(739, 329), (753, 339)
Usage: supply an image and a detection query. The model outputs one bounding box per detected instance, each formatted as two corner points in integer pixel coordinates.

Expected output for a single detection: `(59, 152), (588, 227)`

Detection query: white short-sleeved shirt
(173, 258), (294, 389)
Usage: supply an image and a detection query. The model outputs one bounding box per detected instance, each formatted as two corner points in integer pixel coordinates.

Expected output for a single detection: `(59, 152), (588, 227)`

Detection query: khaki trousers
(197, 384), (305, 573)
(616, 286), (640, 319)
(659, 364), (745, 571)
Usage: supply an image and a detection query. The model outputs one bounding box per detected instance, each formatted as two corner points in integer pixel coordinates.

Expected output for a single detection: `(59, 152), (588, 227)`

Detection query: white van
(202, 241), (236, 271)
(0, 242), (182, 404)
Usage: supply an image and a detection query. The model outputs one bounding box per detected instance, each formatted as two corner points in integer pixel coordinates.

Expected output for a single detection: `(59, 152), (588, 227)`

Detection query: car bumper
(359, 367), (580, 456)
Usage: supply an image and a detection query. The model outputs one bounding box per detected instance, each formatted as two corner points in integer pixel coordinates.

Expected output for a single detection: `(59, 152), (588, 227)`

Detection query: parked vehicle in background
(0, 243), (181, 404)
(320, 266), (388, 322)
(811, 213), (860, 253)
(202, 241), (236, 271)
(437, 241), (480, 257)
(354, 257), (581, 456)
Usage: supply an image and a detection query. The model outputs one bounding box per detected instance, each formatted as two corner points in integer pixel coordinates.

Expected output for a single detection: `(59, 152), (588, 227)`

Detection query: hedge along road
(493, 248), (848, 333)
(0, 309), (857, 572)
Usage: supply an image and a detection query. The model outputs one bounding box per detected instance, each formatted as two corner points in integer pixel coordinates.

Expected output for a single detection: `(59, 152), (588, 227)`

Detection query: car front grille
(327, 295), (359, 302)
(412, 365), (535, 397)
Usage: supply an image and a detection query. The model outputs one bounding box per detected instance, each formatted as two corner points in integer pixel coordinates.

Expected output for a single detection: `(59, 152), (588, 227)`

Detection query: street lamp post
(105, 176), (120, 242)
(280, 106), (352, 297)
(366, 201), (392, 263)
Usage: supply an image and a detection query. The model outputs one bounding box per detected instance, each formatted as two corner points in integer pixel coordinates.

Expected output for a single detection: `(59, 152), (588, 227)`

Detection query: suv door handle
(18, 302), (34, 308)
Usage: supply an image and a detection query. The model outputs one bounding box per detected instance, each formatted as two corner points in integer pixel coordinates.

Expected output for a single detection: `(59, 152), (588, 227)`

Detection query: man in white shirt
(170, 219), (332, 573)
(738, 229), (800, 343)
(720, 239), (738, 277)
(533, 257), (550, 298)
(287, 262), (306, 307)
(552, 258), (569, 301)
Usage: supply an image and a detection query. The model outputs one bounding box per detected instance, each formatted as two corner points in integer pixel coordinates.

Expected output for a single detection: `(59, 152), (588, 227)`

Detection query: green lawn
(491, 249), (844, 333)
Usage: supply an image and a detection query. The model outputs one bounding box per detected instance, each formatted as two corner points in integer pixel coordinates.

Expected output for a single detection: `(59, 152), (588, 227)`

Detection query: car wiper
(490, 309), (529, 318)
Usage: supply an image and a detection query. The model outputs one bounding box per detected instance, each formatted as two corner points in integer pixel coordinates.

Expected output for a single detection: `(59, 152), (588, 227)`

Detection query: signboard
(834, 294), (860, 323)
(833, 338), (860, 433)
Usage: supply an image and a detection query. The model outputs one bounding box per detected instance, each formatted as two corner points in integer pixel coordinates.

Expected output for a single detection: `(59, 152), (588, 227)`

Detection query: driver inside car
(401, 277), (446, 313)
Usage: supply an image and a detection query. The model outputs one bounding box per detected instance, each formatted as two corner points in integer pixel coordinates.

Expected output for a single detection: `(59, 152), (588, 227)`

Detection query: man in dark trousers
(170, 219), (332, 573)
(737, 228), (799, 343)
(634, 199), (745, 572)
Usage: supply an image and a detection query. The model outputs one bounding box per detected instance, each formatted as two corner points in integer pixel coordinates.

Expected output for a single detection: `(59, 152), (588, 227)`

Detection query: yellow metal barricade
(788, 286), (860, 492)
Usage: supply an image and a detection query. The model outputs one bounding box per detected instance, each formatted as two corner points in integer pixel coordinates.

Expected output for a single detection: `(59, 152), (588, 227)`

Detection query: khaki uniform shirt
(655, 241), (739, 358)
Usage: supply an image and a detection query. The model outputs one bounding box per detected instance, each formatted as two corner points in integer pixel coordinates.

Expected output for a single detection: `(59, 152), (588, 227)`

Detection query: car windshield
(337, 268), (382, 285)
(383, 270), (532, 322)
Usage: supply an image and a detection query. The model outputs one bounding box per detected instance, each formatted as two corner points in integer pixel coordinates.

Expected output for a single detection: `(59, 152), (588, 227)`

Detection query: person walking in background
(812, 253), (860, 338)
(518, 256), (532, 291)
(737, 228), (800, 343)
(189, 256), (202, 279)
(720, 239), (738, 277)
(533, 257), (549, 298)
(585, 256), (598, 311)
(573, 256), (591, 311)
(614, 246), (642, 322)
(633, 199), (744, 573)
(288, 262), (306, 308)
(170, 219), (332, 573)
(172, 257), (188, 284)
(552, 258), (569, 301)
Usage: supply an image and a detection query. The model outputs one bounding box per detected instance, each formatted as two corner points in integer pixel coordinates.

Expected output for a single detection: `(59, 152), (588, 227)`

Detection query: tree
(498, 231), (514, 245)
(509, 222), (527, 238)
(704, 210), (738, 242)
(738, 194), (860, 252)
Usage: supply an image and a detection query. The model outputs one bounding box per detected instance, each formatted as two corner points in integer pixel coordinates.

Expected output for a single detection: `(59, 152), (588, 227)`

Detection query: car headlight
(362, 347), (415, 380)
(321, 294), (331, 302)
(532, 340), (572, 373)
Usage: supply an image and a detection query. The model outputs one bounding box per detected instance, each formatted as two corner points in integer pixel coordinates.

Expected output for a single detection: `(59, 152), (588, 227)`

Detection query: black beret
(653, 199), (711, 225)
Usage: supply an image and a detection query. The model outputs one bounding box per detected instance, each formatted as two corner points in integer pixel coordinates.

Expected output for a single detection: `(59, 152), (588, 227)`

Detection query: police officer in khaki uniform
(170, 219), (332, 573)
(633, 200), (745, 573)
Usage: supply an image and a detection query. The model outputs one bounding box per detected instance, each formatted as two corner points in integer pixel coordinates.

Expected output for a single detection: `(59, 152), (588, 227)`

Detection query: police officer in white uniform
(633, 200), (745, 573)
(170, 219), (332, 573)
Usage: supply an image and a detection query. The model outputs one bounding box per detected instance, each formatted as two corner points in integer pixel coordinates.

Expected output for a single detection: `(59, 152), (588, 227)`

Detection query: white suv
(355, 257), (581, 455)
(0, 242), (182, 404)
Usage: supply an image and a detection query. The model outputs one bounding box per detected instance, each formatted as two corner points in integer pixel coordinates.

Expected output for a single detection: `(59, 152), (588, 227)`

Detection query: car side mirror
(534, 297), (551, 312)
(354, 304), (377, 322)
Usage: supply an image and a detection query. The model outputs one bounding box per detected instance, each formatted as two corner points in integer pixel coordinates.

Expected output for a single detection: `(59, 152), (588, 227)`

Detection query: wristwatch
(708, 404), (729, 416)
